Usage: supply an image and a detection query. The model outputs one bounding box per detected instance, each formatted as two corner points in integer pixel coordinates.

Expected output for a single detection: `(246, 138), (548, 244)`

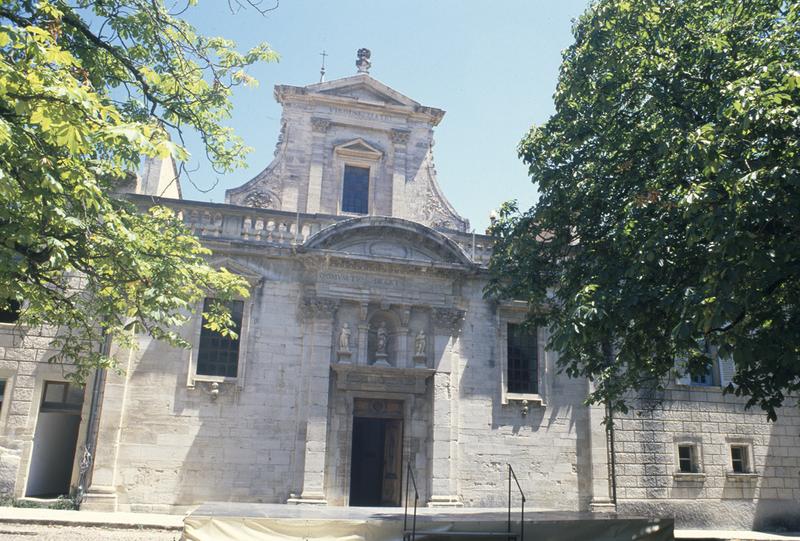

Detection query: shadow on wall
(110, 278), (303, 512)
(454, 318), (587, 511)
(753, 404), (800, 531)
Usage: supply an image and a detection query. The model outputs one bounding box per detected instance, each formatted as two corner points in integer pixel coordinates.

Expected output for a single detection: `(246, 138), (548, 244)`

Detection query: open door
(26, 381), (84, 498)
(349, 398), (404, 507)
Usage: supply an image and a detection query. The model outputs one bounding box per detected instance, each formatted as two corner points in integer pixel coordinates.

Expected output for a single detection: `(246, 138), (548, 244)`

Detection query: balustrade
(130, 195), (494, 265)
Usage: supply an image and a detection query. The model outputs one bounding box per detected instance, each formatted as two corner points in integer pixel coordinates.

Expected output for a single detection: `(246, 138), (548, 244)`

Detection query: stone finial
(356, 48), (371, 74)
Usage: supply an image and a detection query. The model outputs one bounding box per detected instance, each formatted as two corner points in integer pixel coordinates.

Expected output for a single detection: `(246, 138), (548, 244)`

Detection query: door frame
(345, 397), (405, 507)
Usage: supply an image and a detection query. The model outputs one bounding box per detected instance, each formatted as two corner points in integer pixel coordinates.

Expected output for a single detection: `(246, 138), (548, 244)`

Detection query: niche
(367, 310), (400, 366)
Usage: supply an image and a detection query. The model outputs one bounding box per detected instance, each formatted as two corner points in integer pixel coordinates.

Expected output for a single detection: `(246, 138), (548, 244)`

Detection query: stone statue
(338, 323), (351, 352)
(415, 330), (427, 357)
(356, 48), (371, 74)
(376, 321), (388, 354)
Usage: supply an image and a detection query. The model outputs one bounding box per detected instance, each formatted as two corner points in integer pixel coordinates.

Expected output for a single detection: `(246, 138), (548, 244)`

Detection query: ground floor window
(506, 323), (538, 394)
(677, 444), (699, 473)
(730, 444), (752, 473)
(196, 298), (244, 378)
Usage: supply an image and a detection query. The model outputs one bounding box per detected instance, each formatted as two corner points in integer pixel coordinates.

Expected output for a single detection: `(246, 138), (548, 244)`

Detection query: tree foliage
(487, 0), (800, 420)
(0, 1), (277, 381)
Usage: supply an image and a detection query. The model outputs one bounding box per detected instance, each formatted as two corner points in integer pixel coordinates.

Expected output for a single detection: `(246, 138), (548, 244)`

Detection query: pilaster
(81, 344), (134, 512)
(588, 383), (616, 513)
(427, 307), (464, 507)
(306, 117), (330, 214)
(289, 294), (337, 505)
(390, 129), (409, 217)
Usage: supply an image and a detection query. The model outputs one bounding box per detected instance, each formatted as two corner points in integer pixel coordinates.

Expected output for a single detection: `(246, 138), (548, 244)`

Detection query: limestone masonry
(0, 57), (797, 531)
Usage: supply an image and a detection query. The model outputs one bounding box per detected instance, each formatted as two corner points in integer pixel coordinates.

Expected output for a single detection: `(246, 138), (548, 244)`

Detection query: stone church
(0, 51), (798, 531)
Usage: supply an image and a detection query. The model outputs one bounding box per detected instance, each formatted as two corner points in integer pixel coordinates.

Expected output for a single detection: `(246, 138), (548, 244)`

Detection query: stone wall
(0, 324), (92, 500)
(453, 279), (590, 511)
(103, 256), (308, 513)
(614, 387), (800, 530)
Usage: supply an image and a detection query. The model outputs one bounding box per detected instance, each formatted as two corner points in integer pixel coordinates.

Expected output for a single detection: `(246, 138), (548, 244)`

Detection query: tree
(0, 0), (278, 382)
(487, 0), (800, 420)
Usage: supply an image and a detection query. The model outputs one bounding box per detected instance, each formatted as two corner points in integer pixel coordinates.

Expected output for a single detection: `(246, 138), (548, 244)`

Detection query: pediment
(307, 74), (419, 108)
(304, 217), (473, 267)
(207, 257), (263, 286)
(320, 84), (405, 106)
(334, 138), (383, 160)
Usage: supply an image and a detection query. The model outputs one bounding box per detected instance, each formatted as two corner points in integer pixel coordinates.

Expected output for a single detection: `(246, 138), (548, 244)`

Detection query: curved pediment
(304, 217), (474, 267)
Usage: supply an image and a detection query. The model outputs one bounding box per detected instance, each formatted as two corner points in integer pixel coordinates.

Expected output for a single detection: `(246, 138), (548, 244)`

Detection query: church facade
(0, 56), (798, 531)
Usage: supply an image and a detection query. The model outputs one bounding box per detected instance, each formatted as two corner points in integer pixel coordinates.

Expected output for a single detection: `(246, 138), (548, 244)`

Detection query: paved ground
(0, 522), (179, 540)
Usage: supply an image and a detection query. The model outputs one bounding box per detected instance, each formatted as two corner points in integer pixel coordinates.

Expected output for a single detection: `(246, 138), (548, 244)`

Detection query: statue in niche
(338, 323), (351, 353)
(414, 329), (427, 357)
(376, 321), (388, 354)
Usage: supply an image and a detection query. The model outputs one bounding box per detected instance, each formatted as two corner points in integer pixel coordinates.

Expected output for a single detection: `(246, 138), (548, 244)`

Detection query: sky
(179, 0), (591, 232)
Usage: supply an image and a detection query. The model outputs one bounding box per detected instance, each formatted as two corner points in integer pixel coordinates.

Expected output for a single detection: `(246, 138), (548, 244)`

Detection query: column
(288, 295), (337, 505)
(306, 118), (330, 214)
(427, 308), (464, 507)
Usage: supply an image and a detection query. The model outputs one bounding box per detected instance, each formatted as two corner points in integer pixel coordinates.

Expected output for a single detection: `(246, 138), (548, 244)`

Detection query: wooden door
(381, 418), (403, 505)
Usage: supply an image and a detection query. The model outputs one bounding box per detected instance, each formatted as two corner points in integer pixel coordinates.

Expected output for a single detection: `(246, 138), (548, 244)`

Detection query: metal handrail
(403, 460), (419, 541)
(508, 464), (526, 541)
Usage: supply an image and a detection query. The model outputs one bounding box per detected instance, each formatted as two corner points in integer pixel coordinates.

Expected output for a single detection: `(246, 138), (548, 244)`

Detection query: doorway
(26, 381), (84, 497)
(349, 399), (403, 507)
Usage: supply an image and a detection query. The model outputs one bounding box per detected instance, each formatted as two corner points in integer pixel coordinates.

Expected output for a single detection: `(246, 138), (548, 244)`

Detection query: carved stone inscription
(326, 106), (397, 124)
(318, 270), (404, 290)
(317, 269), (450, 296)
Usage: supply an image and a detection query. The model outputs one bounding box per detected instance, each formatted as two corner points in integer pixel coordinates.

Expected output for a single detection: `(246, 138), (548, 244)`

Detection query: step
(404, 531), (519, 540)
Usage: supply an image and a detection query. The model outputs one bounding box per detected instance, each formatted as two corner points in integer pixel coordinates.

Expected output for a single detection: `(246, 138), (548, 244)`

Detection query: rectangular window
(341, 165), (370, 214)
(507, 323), (538, 394)
(196, 298), (244, 378)
(0, 299), (20, 324)
(40, 381), (84, 413)
(690, 363), (714, 386)
(731, 445), (750, 473)
(678, 444), (697, 473)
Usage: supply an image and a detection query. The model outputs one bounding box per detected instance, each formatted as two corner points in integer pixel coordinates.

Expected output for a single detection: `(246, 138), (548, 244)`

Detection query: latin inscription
(318, 271), (403, 289)
(327, 106), (397, 123)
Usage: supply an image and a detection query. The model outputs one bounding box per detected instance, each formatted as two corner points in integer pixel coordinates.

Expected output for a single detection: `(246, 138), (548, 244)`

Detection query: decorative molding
(242, 190), (275, 209)
(299, 295), (339, 320)
(390, 129), (410, 145)
(311, 117), (331, 133)
(432, 307), (465, 334)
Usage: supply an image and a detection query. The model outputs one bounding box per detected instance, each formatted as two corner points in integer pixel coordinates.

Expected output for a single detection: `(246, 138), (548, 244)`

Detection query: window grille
(507, 323), (538, 394)
(197, 299), (244, 378)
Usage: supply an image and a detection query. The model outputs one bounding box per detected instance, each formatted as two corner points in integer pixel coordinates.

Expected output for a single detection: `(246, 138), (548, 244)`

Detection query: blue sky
(181, 0), (590, 232)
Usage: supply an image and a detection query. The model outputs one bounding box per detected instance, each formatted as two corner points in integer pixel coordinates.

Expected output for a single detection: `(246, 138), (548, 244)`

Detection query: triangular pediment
(207, 257), (263, 286)
(306, 74), (419, 108)
(334, 138), (384, 159)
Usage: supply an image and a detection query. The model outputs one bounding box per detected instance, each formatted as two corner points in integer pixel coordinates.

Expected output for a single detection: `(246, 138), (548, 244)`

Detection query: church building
(0, 50), (798, 532)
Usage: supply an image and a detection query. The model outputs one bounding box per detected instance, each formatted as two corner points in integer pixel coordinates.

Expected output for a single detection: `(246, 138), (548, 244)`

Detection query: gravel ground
(0, 523), (181, 540)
